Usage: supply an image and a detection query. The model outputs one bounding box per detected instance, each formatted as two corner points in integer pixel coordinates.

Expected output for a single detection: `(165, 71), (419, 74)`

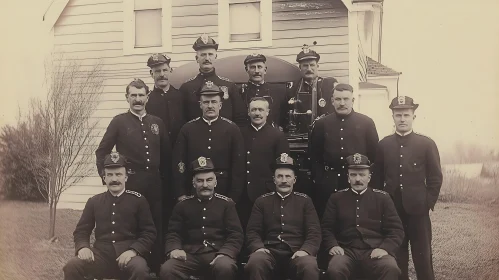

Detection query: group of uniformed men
(62, 34), (443, 280)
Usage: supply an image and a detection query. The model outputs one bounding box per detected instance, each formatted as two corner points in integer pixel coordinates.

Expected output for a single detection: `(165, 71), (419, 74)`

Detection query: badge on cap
(201, 33), (209, 44)
(151, 123), (159, 135)
(353, 153), (362, 164)
(198, 157), (207, 167)
(152, 54), (159, 61)
(280, 153), (289, 163)
(110, 152), (120, 163)
(398, 96), (406, 105)
(220, 86), (229, 100)
(250, 53), (260, 57)
(302, 44), (310, 54)
(178, 162), (185, 173)
(205, 81), (214, 89)
(318, 98), (326, 108)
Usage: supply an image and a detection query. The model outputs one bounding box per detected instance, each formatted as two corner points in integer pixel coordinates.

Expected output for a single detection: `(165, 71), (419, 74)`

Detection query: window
(218, 0), (272, 49)
(123, 0), (172, 55)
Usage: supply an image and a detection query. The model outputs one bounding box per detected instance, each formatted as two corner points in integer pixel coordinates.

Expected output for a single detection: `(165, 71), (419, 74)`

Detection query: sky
(0, 0), (498, 156)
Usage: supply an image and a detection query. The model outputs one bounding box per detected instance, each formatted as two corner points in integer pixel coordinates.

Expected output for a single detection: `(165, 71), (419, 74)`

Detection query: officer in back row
(172, 81), (245, 204)
(240, 53), (289, 129)
(180, 34), (247, 126)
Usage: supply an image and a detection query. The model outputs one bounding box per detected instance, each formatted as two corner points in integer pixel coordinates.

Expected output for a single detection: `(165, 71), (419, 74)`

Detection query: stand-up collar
(129, 110), (147, 121)
(202, 117), (219, 125)
(351, 187), (367, 195)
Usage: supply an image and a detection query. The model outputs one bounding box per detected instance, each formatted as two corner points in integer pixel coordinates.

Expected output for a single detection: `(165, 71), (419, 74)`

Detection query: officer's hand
(77, 247), (94, 262)
(329, 246), (344, 256)
(370, 248), (388, 259)
(291, 250), (309, 259)
(116, 250), (137, 270)
(177, 195), (187, 202)
(255, 248), (270, 254)
(170, 249), (187, 261)
(209, 254), (226, 266)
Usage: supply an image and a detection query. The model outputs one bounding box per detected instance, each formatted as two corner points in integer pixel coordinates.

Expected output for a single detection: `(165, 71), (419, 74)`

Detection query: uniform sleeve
(230, 83), (248, 127)
(164, 203), (184, 255)
(228, 125), (245, 203)
(371, 143), (385, 190)
(129, 198), (157, 256)
(276, 131), (290, 156)
(217, 202), (244, 259)
(320, 195), (339, 251)
(73, 198), (95, 255)
(426, 140), (443, 210)
(95, 117), (119, 183)
(245, 199), (266, 253)
(366, 118), (380, 163)
(159, 120), (172, 183)
(172, 126), (188, 199)
(308, 119), (325, 183)
(378, 195), (405, 256)
(299, 199), (321, 256)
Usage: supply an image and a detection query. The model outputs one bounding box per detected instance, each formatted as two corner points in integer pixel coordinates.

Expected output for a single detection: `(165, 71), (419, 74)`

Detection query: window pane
(229, 2), (261, 41)
(135, 9), (162, 48)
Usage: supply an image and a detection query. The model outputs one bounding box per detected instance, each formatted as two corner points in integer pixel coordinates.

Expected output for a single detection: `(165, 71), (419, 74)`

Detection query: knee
(381, 258), (401, 275)
(245, 252), (271, 272)
(159, 259), (177, 278)
(63, 257), (84, 275)
(326, 256), (351, 278)
(125, 256), (149, 276)
(295, 255), (318, 271)
(212, 256), (236, 273)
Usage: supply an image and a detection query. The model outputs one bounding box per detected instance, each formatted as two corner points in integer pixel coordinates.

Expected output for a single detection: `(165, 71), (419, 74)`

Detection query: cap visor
(104, 163), (125, 168)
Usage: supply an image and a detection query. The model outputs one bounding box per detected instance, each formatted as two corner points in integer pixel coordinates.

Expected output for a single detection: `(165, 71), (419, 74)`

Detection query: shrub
(439, 170), (499, 205)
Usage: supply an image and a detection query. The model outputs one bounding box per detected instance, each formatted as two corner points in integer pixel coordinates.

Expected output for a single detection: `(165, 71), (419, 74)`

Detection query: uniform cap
(191, 157), (215, 174)
(192, 34), (219, 51)
(103, 152), (127, 168)
(197, 81), (224, 98)
(389, 96), (419, 110)
(296, 42), (320, 62)
(346, 153), (372, 169)
(147, 53), (171, 68)
(244, 53), (267, 66)
(273, 153), (298, 172)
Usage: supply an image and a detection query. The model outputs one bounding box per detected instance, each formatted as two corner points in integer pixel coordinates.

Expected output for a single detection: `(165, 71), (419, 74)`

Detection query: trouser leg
(290, 255), (320, 280)
(245, 251), (276, 280)
(325, 248), (357, 280)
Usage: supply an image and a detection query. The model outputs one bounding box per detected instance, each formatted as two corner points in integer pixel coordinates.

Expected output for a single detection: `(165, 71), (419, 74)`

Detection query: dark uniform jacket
(241, 123), (290, 202)
(73, 190), (157, 257)
(321, 188), (404, 257)
(172, 117), (245, 201)
(246, 192), (321, 256)
(373, 132), (443, 215)
(289, 77), (337, 116)
(240, 81), (289, 128)
(164, 193), (244, 260)
(95, 111), (171, 179)
(309, 110), (379, 190)
(179, 69), (247, 126)
(146, 86), (186, 146)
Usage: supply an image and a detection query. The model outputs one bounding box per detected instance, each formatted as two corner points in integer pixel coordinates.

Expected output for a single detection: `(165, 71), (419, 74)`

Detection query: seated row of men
(64, 152), (404, 280)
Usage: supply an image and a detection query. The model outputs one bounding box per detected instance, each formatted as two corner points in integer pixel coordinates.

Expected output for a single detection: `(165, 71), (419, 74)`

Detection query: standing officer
(322, 153), (404, 280)
(179, 33), (247, 126)
(372, 96), (443, 280)
(308, 83), (379, 218)
(160, 157), (243, 280)
(172, 81), (245, 203)
(240, 53), (289, 129)
(245, 154), (321, 280)
(145, 53), (186, 146)
(287, 44), (338, 133)
(63, 152), (156, 280)
(238, 97), (290, 230)
(95, 78), (171, 274)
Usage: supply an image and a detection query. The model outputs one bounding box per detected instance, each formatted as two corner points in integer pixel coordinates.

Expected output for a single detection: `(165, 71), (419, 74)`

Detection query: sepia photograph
(0, 0), (498, 279)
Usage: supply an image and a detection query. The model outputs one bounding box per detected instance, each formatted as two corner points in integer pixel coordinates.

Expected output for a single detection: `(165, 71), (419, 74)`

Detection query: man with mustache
(321, 153), (404, 280)
(172, 81), (245, 204)
(308, 83), (379, 219)
(179, 34), (247, 126)
(63, 152), (156, 280)
(95, 78), (171, 274)
(160, 157), (243, 280)
(372, 96), (443, 280)
(240, 53), (289, 129)
(245, 153), (321, 280)
(287, 44), (338, 133)
(145, 53), (185, 146)
(237, 97), (290, 230)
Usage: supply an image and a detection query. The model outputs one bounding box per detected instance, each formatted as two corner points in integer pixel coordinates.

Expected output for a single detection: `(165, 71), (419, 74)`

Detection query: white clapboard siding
(55, 0), (349, 209)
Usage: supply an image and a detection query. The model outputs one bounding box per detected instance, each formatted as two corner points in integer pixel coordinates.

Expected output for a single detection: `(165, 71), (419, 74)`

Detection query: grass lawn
(0, 200), (498, 280)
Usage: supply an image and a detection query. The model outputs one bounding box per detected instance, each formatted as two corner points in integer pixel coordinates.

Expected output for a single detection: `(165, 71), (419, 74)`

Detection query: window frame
(123, 0), (172, 55)
(218, 0), (272, 49)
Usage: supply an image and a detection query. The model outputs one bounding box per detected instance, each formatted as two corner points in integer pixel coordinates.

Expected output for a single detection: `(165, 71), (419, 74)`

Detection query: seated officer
(160, 157), (243, 280)
(245, 153), (321, 280)
(321, 153), (404, 280)
(63, 152), (156, 280)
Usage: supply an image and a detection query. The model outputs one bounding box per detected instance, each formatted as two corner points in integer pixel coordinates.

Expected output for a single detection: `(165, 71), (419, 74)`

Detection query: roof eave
(42, 0), (70, 33)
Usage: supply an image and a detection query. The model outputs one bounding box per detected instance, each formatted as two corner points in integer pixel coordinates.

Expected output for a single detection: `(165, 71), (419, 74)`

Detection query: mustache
(133, 101), (144, 105)
(200, 187), (212, 191)
(305, 71), (314, 74)
(109, 182), (121, 186)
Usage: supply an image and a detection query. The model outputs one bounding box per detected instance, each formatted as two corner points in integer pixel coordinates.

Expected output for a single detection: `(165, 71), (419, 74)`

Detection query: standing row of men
(63, 33), (443, 280)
